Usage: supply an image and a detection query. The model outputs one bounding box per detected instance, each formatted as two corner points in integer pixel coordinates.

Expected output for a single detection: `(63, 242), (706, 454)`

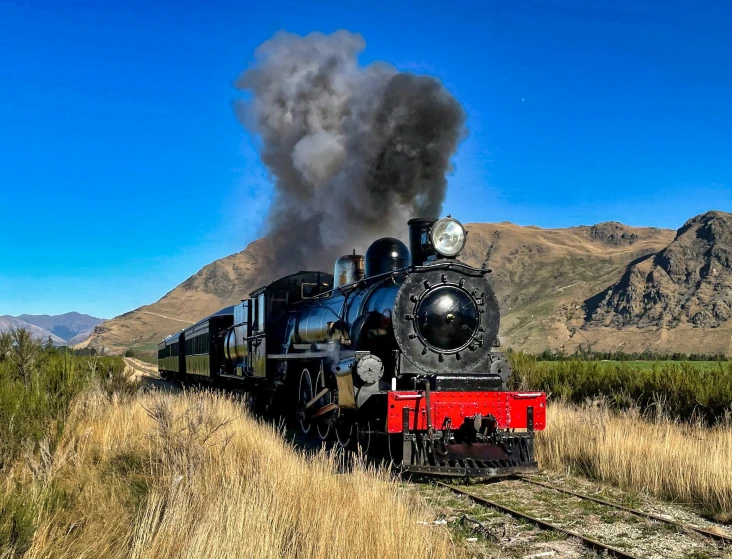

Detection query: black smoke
(235, 30), (467, 273)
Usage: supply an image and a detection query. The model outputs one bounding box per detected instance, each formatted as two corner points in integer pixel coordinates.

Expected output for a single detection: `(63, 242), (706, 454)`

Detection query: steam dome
(364, 238), (411, 278)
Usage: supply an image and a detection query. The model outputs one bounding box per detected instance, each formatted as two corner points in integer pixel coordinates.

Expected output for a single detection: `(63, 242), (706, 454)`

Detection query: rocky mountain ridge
(587, 211), (732, 329)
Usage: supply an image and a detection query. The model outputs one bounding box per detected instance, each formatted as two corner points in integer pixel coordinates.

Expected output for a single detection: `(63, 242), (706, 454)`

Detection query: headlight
(430, 217), (466, 257)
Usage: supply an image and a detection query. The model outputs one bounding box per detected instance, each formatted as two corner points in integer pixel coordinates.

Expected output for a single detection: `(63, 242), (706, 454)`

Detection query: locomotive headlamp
(430, 217), (467, 258)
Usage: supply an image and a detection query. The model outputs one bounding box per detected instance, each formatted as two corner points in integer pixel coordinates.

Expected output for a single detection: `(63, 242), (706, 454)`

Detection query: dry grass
(537, 402), (732, 520)
(4, 388), (455, 559)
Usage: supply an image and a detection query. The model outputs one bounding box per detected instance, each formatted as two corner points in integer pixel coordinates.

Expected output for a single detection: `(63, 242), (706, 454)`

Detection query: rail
(436, 481), (643, 559)
(515, 475), (732, 545)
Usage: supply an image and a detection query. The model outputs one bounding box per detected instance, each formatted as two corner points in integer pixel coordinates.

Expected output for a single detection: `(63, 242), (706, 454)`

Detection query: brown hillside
(458, 221), (675, 352)
(83, 221), (680, 355)
(80, 239), (278, 353)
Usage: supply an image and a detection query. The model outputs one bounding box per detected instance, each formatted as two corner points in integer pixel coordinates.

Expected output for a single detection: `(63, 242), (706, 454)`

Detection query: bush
(509, 352), (732, 424)
(0, 330), (128, 470)
(532, 348), (728, 362)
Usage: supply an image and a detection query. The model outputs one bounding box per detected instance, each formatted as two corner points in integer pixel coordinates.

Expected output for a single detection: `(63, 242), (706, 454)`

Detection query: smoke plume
(235, 30), (467, 273)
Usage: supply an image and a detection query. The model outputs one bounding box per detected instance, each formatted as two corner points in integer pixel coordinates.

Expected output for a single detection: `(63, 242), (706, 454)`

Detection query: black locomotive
(159, 216), (546, 476)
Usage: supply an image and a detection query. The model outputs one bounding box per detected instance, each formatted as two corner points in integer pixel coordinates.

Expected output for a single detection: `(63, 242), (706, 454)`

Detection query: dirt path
(124, 357), (180, 392)
(140, 311), (193, 324)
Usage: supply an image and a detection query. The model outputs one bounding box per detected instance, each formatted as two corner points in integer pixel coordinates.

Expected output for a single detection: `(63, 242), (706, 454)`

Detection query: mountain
(572, 211), (732, 354)
(1, 313), (105, 344)
(456, 220), (677, 352)
(80, 211), (732, 356)
(0, 316), (66, 344)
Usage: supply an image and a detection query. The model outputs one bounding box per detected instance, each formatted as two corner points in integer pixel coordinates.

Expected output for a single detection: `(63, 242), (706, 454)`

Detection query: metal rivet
(405, 314), (413, 320)
(438, 354), (444, 362)
(459, 278), (465, 287)
(441, 274), (447, 283)
(410, 295), (419, 302)
(455, 352), (461, 361)
(424, 281), (431, 289)
(421, 347), (428, 355)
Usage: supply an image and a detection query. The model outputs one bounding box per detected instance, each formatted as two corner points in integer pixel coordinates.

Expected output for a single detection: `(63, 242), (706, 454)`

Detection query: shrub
(0, 330), (128, 470)
(509, 352), (732, 424)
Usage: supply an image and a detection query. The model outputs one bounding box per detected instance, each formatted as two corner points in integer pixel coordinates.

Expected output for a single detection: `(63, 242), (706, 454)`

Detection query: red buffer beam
(386, 391), (546, 434)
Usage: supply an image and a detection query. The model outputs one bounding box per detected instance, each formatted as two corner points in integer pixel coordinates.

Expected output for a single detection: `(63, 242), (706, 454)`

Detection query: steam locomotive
(158, 216), (546, 476)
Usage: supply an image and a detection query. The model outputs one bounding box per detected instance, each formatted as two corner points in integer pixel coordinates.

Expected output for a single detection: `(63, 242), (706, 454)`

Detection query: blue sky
(1, 0), (730, 319)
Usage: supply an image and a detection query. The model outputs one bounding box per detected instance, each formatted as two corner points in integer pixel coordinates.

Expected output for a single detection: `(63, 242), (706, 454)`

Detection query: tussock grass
(5, 389), (454, 559)
(537, 402), (732, 520)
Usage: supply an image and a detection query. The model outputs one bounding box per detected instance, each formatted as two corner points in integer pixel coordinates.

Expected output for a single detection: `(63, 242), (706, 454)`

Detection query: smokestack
(234, 30), (467, 273)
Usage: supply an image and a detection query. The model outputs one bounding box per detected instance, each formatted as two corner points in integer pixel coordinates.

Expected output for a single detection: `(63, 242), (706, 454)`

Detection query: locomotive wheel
(356, 420), (372, 454)
(314, 367), (332, 441)
(335, 414), (354, 449)
(297, 368), (313, 434)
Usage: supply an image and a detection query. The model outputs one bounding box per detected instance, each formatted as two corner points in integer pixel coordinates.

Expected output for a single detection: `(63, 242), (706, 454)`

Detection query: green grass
(593, 360), (725, 370)
(508, 352), (732, 424)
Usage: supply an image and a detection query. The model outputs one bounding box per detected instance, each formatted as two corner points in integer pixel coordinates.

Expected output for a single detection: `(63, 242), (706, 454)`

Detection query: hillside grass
(509, 352), (732, 424)
(4, 332), (731, 555)
(1, 336), (454, 558)
(536, 401), (732, 521)
(0, 332), (133, 555)
(2, 388), (454, 559)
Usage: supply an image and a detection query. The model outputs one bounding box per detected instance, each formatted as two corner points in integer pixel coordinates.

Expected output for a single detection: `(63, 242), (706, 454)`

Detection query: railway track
(515, 475), (732, 546)
(436, 481), (641, 559)
(434, 476), (731, 559)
